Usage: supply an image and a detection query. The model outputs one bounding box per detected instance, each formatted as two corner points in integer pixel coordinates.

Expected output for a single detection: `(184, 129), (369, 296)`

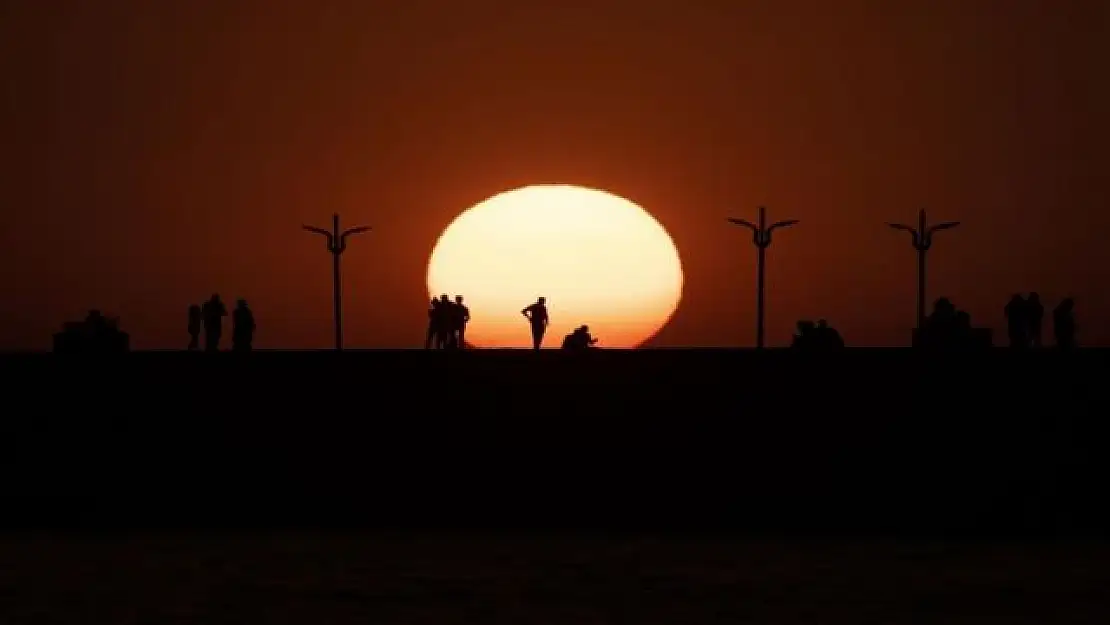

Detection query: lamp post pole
(727, 206), (799, 349)
(302, 213), (372, 351)
(886, 208), (960, 332)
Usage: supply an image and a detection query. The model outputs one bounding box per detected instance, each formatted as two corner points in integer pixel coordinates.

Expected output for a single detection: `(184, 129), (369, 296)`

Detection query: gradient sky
(1, 0), (1107, 349)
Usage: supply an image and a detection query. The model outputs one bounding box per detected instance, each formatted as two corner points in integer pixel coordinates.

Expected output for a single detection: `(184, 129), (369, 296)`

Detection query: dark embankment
(1, 349), (1106, 534)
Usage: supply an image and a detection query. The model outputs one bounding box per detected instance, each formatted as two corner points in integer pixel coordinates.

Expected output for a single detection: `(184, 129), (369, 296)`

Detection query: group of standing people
(1004, 292), (1076, 348)
(424, 295), (569, 350)
(180, 291), (1079, 351)
(425, 294), (471, 349)
(187, 293), (255, 352)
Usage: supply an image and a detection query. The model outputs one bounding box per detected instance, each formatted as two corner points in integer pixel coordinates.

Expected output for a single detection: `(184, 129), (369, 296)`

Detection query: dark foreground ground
(3, 532), (1108, 624)
(2, 349), (1109, 623)
(1, 348), (1107, 533)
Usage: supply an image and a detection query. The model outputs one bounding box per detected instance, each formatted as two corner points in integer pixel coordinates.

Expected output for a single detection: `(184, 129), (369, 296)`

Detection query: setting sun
(426, 185), (684, 348)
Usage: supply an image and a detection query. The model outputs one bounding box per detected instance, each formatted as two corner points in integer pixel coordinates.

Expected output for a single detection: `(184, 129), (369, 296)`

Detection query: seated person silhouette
(791, 320), (817, 349)
(921, 298), (987, 348)
(921, 297), (957, 347)
(561, 325), (598, 350)
(792, 319), (843, 349)
(55, 310), (128, 353)
(814, 319), (844, 349)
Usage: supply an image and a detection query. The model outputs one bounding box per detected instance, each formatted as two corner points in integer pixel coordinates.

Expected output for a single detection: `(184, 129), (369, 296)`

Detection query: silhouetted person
(921, 298), (958, 348)
(521, 297), (549, 350)
(187, 304), (201, 350)
(437, 294), (454, 349)
(930, 297), (956, 329)
(922, 299), (990, 348)
(453, 295), (470, 348)
(814, 319), (844, 349)
(561, 325), (598, 350)
(232, 299), (255, 352)
(1053, 298), (1076, 349)
(954, 310), (972, 345)
(1004, 294), (1029, 348)
(1027, 292), (1044, 347)
(82, 310), (111, 342)
(201, 293), (227, 352)
(53, 309), (130, 353)
(791, 320), (816, 348)
(425, 297), (440, 349)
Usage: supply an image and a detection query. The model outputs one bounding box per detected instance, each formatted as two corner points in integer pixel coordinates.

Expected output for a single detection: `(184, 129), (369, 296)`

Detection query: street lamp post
(302, 213), (372, 351)
(727, 206), (799, 349)
(886, 208), (960, 332)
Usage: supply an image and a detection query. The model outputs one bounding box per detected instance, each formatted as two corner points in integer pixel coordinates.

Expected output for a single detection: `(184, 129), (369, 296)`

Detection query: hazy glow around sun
(426, 184), (684, 348)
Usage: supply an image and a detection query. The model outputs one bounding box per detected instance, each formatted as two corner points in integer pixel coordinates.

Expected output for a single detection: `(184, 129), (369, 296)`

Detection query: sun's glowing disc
(426, 184), (684, 348)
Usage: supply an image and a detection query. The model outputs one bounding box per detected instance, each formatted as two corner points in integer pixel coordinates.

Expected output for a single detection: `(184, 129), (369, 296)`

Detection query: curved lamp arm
(927, 221), (960, 234)
(302, 225), (331, 238)
(727, 217), (758, 232)
(342, 225), (372, 239)
(302, 225), (334, 250)
(886, 222), (921, 245)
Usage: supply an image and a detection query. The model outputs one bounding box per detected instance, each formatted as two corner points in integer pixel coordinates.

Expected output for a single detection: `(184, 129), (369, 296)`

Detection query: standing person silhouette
(454, 295), (470, 348)
(521, 297), (549, 350)
(232, 299), (256, 352)
(1027, 292), (1045, 347)
(1053, 298), (1076, 349)
(201, 293), (227, 352)
(424, 297), (440, 349)
(187, 304), (201, 350)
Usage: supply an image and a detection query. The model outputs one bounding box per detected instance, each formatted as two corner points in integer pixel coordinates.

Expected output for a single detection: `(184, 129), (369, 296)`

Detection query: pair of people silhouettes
(1005, 293), (1076, 348)
(917, 297), (983, 348)
(188, 294), (255, 352)
(1004, 293), (1045, 347)
(426, 294), (470, 349)
(791, 319), (844, 349)
(525, 297), (600, 349)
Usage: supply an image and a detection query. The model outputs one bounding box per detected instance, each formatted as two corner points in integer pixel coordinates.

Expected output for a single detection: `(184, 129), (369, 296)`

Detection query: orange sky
(1, 0), (1107, 349)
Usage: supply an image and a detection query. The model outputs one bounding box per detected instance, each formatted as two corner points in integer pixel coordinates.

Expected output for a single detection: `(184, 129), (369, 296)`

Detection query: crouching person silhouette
(561, 325), (598, 350)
